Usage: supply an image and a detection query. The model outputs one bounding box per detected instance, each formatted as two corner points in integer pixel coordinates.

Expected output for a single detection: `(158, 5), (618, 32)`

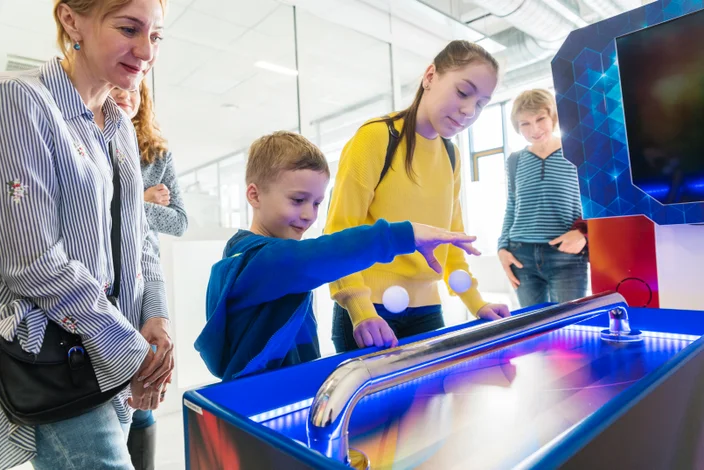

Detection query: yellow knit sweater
(324, 117), (488, 327)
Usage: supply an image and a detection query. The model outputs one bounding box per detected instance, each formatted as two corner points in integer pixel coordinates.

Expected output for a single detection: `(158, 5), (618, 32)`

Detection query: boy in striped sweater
(498, 89), (588, 307)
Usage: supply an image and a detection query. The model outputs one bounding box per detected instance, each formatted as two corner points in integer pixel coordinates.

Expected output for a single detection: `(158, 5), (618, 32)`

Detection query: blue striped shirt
(0, 58), (168, 468)
(498, 148), (582, 250)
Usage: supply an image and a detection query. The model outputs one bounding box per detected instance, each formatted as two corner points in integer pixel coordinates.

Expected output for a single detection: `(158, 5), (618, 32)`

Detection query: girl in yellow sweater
(325, 40), (510, 352)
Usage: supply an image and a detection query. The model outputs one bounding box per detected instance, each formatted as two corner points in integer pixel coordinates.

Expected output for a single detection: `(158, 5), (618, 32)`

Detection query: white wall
(155, 229), (235, 415)
(656, 223), (704, 311)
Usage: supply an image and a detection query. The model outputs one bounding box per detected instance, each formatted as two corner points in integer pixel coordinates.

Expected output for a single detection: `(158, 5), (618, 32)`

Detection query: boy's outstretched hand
(354, 317), (398, 349)
(411, 222), (481, 273)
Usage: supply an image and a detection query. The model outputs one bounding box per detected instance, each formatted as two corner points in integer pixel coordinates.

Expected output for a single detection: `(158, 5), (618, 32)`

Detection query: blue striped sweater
(498, 148), (582, 250)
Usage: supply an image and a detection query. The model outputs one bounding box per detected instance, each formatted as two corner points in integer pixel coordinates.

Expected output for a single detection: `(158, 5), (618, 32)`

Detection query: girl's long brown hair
(370, 40), (499, 181)
(132, 79), (168, 165)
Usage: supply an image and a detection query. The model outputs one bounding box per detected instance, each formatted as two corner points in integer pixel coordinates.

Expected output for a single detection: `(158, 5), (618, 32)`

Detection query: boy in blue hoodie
(195, 131), (481, 381)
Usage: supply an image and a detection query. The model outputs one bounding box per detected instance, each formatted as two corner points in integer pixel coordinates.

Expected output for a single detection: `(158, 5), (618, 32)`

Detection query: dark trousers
(127, 409), (156, 470)
(332, 303), (444, 353)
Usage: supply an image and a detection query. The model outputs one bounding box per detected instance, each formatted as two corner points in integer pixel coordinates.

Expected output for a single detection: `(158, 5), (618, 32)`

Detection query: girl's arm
(443, 155), (489, 315)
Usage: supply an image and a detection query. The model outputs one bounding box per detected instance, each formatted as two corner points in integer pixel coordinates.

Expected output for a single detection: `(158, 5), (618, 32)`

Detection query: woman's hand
(136, 317), (174, 390)
(411, 222), (482, 273)
(144, 184), (170, 206)
(159, 372), (172, 403)
(549, 230), (586, 254)
(128, 349), (162, 411)
(498, 249), (522, 289)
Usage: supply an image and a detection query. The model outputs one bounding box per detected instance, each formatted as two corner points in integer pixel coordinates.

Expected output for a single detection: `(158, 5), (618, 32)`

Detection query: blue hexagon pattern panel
(551, 0), (704, 225)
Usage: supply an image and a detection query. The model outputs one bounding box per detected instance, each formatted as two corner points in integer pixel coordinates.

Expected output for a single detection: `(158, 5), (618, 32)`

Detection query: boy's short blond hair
(246, 131), (330, 188)
(510, 89), (558, 133)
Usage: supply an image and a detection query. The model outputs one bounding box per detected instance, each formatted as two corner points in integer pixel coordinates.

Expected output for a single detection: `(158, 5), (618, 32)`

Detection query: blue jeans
(509, 241), (588, 308)
(32, 401), (132, 470)
(332, 303), (444, 353)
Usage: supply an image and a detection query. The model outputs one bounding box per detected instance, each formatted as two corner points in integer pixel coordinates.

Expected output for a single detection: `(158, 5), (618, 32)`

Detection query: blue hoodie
(194, 219), (416, 381)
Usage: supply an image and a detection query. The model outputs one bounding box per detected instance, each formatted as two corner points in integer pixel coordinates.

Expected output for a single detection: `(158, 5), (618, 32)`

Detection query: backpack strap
(376, 120), (401, 189)
(377, 119), (457, 188)
(441, 138), (456, 173)
(507, 151), (521, 195)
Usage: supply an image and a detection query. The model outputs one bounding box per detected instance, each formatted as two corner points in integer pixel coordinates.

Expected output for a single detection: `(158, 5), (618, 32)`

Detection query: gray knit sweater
(141, 151), (188, 253)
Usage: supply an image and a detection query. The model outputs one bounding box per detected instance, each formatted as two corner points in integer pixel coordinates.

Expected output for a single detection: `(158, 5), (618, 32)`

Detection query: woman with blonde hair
(111, 78), (187, 470)
(498, 89), (588, 307)
(0, 1), (173, 468)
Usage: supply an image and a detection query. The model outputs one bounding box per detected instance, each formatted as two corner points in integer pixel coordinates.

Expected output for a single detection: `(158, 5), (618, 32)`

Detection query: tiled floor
(154, 410), (186, 470)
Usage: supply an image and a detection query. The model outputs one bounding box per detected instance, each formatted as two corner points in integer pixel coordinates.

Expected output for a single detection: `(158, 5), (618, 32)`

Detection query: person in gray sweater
(111, 79), (188, 470)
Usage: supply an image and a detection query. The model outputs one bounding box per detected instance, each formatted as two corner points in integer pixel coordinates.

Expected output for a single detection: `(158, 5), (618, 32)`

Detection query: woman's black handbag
(0, 143), (131, 426)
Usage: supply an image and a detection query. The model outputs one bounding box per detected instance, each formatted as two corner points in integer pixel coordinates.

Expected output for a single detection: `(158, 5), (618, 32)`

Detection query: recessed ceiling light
(321, 97), (345, 106)
(254, 61), (299, 76)
(475, 37), (506, 54)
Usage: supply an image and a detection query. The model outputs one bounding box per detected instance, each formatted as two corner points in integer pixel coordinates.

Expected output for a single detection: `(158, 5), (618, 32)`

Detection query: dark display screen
(617, 10), (704, 204)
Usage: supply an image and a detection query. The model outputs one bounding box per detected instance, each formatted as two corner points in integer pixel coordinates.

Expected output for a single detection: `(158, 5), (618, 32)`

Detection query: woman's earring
(73, 41), (81, 51)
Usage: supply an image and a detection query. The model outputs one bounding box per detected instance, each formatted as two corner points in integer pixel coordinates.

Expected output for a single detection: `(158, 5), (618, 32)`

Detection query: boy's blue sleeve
(228, 219), (415, 309)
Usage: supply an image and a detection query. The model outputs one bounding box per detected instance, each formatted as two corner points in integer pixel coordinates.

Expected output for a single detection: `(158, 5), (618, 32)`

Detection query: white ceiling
(152, 1), (301, 169)
(0, 0), (447, 172)
(0, 0), (577, 173)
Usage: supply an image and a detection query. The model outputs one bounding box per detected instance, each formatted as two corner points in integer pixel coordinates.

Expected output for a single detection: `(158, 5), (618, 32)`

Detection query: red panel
(188, 408), (241, 470)
(588, 215), (659, 308)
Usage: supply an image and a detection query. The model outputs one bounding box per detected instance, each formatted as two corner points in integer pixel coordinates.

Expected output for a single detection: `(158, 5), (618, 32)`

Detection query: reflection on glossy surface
(307, 293), (625, 464)
(262, 325), (693, 469)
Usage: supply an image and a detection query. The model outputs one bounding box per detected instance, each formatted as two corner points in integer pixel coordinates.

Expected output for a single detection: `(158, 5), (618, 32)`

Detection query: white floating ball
(382, 286), (409, 314)
(449, 270), (472, 294)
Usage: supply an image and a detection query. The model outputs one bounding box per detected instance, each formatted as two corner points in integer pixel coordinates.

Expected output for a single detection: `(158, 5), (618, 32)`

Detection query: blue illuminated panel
(256, 325), (694, 469)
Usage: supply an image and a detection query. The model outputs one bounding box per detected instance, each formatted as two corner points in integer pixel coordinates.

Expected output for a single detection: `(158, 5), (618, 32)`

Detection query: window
(470, 104), (503, 153)
(476, 152), (506, 183)
(182, 163), (220, 229)
(504, 100), (529, 154)
(293, 10), (395, 357)
(158, 3), (299, 229)
(468, 103), (505, 182)
(296, 10), (394, 157)
(218, 155), (246, 229)
(156, 3), (299, 168)
(393, 47), (435, 109)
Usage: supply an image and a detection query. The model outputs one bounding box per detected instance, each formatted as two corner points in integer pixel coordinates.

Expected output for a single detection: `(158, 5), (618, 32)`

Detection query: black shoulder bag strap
(0, 141), (128, 426)
(108, 142), (121, 308)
